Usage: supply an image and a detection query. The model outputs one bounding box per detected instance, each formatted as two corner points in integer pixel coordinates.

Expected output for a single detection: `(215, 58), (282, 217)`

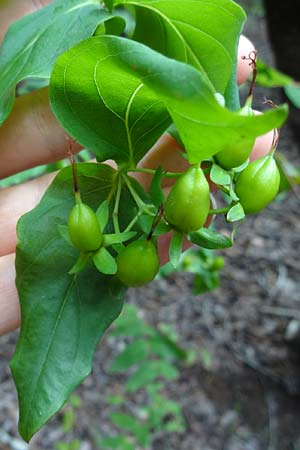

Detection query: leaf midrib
(21, 275), (78, 433)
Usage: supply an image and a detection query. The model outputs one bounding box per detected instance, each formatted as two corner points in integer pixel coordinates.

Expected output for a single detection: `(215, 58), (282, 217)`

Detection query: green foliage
(10, 164), (130, 442)
(210, 163), (232, 186)
(284, 84), (300, 109)
(255, 59), (300, 110)
(255, 58), (294, 88)
(50, 35), (287, 165)
(276, 152), (300, 193)
(55, 440), (81, 450)
(111, 0), (246, 100)
(181, 248), (225, 295)
(0, 0), (290, 442)
(0, 0), (120, 124)
(97, 305), (187, 449)
(189, 227), (233, 250)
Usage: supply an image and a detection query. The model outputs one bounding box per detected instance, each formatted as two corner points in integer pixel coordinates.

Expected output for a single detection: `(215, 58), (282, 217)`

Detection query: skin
(0, 0), (275, 335)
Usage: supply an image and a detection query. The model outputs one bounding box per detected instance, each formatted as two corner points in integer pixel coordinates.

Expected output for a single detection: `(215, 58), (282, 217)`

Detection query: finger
(136, 134), (190, 191)
(0, 88), (82, 179)
(0, 0), (51, 44)
(0, 172), (55, 257)
(0, 253), (20, 335)
(250, 129), (275, 161)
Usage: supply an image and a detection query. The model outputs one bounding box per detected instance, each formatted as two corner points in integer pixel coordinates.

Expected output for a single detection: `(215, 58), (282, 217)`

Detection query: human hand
(0, 1), (274, 335)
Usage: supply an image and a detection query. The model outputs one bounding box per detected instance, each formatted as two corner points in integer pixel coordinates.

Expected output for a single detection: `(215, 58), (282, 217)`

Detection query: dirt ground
(1, 2), (300, 450)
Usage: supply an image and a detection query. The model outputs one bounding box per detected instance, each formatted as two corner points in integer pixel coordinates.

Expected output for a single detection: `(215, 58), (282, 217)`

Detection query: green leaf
(105, 394), (125, 405)
(256, 59), (293, 87)
(110, 412), (142, 433)
(100, 436), (135, 450)
(192, 271), (220, 295)
(111, 304), (155, 338)
(0, 164), (52, 189)
(276, 152), (300, 192)
(113, 0), (246, 95)
(150, 166), (165, 206)
(49, 37), (170, 166)
(96, 200), (110, 231)
(109, 339), (150, 373)
(148, 333), (189, 362)
(10, 163), (137, 442)
(110, 413), (150, 447)
(189, 227), (233, 250)
(226, 203), (245, 222)
(0, 0), (119, 125)
(126, 360), (179, 392)
(103, 231), (137, 246)
(50, 36), (288, 165)
(93, 247), (117, 275)
(284, 83), (300, 109)
(169, 230), (184, 269)
(210, 164), (231, 186)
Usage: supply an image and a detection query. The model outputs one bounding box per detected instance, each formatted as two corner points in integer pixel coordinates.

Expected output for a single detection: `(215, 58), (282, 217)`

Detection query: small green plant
(95, 304), (189, 449)
(159, 246), (225, 295)
(54, 395), (82, 450)
(55, 440), (81, 450)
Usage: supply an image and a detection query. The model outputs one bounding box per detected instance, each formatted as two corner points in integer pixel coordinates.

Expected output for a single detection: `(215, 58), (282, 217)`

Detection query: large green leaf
(10, 163), (136, 442)
(111, 0), (246, 100)
(0, 0), (122, 124)
(49, 37), (170, 166)
(50, 35), (288, 164)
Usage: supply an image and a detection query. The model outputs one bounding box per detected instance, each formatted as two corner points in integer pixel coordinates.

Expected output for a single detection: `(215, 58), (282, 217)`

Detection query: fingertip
(0, 254), (20, 335)
(237, 35), (256, 85)
(250, 129), (275, 161)
(249, 110), (275, 161)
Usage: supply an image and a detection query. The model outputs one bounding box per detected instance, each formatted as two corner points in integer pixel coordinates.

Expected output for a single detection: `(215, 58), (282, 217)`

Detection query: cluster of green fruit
(68, 196), (160, 287)
(67, 134), (280, 288)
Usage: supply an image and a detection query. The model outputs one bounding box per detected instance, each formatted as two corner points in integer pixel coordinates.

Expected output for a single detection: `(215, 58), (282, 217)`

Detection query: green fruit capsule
(116, 240), (160, 287)
(235, 154), (280, 214)
(68, 202), (103, 251)
(215, 103), (255, 169)
(164, 166), (210, 233)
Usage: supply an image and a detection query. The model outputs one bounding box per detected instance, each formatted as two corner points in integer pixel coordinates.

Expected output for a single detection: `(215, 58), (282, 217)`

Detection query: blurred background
(1, 0), (300, 449)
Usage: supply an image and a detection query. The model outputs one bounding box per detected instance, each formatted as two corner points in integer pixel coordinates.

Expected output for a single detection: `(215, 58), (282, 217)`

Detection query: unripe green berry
(116, 240), (160, 287)
(164, 166), (210, 232)
(68, 202), (103, 251)
(235, 154), (280, 214)
(215, 137), (254, 170)
(215, 103), (255, 169)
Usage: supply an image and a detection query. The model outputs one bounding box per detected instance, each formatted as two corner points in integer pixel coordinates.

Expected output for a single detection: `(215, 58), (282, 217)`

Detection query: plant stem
(124, 209), (145, 233)
(107, 172), (118, 205)
(122, 174), (145, 209)
(208, 207), (230, 215)
(113, 175), (122, 233)
(75, 191), (81, 204)
(130, 168), (182, 179)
